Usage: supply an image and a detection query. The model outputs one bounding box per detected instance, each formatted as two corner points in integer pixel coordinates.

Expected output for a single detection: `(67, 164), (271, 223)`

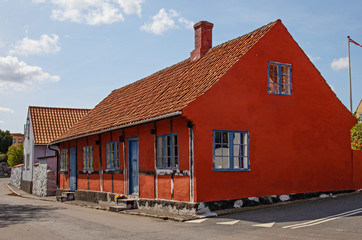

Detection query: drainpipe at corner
(48, 144), (60, 188)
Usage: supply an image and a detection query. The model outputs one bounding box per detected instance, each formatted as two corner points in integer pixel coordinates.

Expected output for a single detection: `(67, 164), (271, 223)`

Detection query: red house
(51, 20), (362, 213)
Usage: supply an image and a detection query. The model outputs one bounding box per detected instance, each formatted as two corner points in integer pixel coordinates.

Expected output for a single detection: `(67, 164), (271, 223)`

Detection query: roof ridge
(110, 20), (278, 94)
(29, 106), (91, 111)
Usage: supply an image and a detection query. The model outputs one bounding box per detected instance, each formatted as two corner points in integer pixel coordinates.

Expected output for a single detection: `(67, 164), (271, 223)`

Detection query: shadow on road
(0, 202), (61, 228)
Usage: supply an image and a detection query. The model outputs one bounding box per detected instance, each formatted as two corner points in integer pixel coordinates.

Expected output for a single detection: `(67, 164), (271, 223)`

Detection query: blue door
(128, 139), (139, 196)
(69, 147), (77, 191)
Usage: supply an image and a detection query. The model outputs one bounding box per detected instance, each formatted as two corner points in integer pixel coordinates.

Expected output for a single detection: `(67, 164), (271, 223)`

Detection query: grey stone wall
(32, 159), (57, 196)
(10, 165), (23, 188)
(32, 161), (47, 196)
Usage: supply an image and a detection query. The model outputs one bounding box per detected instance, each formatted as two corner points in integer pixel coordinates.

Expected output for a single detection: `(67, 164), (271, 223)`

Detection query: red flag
(348, 36), (362, 47)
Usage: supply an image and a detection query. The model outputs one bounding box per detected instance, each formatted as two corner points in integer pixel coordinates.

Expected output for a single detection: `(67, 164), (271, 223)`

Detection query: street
(1, 177), (362, 240)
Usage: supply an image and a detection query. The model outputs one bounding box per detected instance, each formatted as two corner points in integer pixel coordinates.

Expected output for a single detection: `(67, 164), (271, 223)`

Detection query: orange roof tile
(55, 20), (278, 142)
(29, 106), (90, 144)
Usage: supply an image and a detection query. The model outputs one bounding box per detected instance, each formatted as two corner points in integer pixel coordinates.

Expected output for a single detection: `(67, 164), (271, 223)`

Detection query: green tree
(7, 143), (23, 167)
(0, 153), (7, 163)
(0, 130), (13, 153)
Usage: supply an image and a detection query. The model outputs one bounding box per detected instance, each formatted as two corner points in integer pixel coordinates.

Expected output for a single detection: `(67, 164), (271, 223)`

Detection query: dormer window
(268, 62), (292, 95)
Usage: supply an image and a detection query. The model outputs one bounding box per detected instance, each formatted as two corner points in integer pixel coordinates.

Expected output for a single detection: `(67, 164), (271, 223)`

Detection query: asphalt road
(1, 177), (362, 240)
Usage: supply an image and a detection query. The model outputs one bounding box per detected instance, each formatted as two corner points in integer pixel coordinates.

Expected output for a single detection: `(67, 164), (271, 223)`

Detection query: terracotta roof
(29, 106), (91, 144)
(55, 20), (278, 142)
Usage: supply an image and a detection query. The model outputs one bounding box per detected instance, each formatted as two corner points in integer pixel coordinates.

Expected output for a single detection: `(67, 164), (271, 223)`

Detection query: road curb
(6, 183), (23, 197)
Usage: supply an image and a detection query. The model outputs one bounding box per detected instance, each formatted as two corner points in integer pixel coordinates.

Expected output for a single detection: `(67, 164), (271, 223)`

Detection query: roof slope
(29, 106), (91, 144)
(55, 20), (278, 142)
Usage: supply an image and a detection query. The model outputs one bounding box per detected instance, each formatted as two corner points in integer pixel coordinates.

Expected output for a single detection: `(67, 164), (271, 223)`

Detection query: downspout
(48, 144), (60, 188)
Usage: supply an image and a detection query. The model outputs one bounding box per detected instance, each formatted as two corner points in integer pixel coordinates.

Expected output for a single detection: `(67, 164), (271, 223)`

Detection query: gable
(54, 21), (278, 143)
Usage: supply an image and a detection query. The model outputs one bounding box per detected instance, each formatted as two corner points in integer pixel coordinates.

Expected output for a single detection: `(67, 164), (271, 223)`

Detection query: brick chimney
(190, 21), (214, 61)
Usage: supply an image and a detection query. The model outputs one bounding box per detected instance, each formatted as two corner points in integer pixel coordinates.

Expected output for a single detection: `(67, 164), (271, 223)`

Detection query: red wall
(183, 21), (356, 202)
(57, 116), (191, 202)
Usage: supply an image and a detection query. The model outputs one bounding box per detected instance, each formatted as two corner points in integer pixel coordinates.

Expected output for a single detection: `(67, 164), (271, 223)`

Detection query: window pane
(221, 144), (229, 157)
(174, 145), (178, 158)
(214, 156), (222, 169)
(222, 157), (230, 169)
(90, 149), (93, 169)
(173, 135), (178, 145)
(234, 157), (241, 169)
(215, 132), (221, 143)
(157, 137), (163, 168)
(234, 144), (241, 157)
(172, 156), (178, 168)
(222, 132), (228, 144)
(281, 65), (286, 74)
(166, 157), (171, 168)
(233, 133), (241, 144)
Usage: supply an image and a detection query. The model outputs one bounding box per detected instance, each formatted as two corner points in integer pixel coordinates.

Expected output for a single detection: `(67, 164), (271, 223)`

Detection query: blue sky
(0, 0), (361, 133)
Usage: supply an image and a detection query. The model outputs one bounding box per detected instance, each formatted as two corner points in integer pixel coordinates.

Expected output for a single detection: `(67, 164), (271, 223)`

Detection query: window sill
(105, 168), (120, 172)
(59, 170), (68, 174)
(213, 168), (250, 172)
(268, 92), (292, 96)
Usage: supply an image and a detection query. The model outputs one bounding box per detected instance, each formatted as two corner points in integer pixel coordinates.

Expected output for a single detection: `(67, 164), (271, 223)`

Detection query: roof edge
(50, 111), (182, 145)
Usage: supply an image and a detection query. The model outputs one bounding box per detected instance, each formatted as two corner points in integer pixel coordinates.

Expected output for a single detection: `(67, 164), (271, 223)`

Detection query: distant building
(356, 100), (362, 122)
(22, 106), (90, 195)
(10, 133), (24, 146)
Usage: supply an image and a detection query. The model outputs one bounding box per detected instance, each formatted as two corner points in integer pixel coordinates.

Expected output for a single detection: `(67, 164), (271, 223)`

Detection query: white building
(22, 106), (90, 195)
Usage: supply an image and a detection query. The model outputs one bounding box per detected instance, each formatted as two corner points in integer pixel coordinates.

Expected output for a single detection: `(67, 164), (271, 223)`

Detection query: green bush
(7, 143), (23, 167)
(351, 115), (362, 150)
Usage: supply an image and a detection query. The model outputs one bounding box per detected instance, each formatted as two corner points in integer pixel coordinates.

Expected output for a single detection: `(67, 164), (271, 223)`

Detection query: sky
(0, 0), (361, 133)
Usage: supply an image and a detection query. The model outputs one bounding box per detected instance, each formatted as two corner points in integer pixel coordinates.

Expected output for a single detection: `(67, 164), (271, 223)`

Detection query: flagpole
(348, 36), (353, 112)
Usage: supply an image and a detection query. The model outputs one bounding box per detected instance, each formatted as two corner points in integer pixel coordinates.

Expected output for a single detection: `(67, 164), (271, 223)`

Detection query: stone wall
(32, 159), (57, 196)
(10, 165), (23, 188)
(0, 162), (10, 177)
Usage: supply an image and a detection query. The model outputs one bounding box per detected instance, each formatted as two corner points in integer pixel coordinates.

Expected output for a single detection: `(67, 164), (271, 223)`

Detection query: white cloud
(34, 0), (144, 25)
(141, 8), (194, 35)
(331, 57), (349, 71)
(0, 56), (60, 91)
(9, 34), (60, 56)
(0, 120), (4, 124)
(178, 17), (194, 29)
(117, 0), (143, 16)
(307, 54), (320, 62)
(51, 1), (124, 25)
(0, 107), (14, 113)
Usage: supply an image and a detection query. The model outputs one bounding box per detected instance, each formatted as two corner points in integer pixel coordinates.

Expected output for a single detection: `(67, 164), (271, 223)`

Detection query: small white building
(22, 106), (90, 195)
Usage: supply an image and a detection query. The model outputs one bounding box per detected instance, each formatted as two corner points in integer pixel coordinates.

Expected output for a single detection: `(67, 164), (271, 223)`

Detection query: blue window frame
(83, 146), (93, 171)
(156, 133), (178, 169)
(268, 62), (292, 95)
(60, 149), (68, 171)
(106, 141), (120, 170)
(213, 130), (249, 171)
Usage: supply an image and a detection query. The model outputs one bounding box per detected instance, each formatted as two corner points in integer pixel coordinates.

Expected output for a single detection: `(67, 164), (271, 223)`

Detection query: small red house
(51, 20), (361, 210)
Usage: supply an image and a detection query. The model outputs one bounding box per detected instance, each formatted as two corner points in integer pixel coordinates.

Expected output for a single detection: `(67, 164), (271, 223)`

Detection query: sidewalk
(5, 181), (198, 222)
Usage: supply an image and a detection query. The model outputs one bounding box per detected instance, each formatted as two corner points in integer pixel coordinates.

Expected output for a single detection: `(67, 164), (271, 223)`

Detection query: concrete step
(109, 206), (129, 212)
(60, 192), (75, 201)
(116, 199), (137, 209)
